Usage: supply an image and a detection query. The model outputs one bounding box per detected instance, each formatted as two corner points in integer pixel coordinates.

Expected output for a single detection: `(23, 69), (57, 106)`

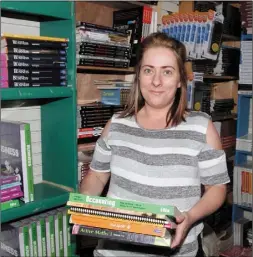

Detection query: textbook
(67, 193), (181, 218)
(72, 224), (172, 248)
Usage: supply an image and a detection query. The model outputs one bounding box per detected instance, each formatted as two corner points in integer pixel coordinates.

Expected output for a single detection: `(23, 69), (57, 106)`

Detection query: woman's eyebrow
(141, 65), (175, 70)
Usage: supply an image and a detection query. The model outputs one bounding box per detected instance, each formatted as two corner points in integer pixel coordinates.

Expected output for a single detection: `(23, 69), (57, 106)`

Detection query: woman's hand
(171, 212), (194, 249)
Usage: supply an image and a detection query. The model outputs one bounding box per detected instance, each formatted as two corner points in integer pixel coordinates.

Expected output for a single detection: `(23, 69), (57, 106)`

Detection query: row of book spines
(9, 208), (71, 257)
(68, 193), (180, 217)
(0, 198), (20, 211)
(69, 213), (168, 237)
(72, 224), (172, 247)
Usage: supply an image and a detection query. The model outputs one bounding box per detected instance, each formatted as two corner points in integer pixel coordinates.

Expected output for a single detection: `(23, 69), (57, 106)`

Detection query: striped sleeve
(89, 136), (111, 173)
(198, 144), (230, 185)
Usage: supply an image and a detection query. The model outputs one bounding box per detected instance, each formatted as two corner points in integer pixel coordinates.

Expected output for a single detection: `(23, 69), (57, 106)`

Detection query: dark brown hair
(119, 32), (188, 127)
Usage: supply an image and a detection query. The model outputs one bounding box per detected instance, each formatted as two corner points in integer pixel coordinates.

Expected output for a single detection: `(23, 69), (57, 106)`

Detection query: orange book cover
(69, 212), (168, 237)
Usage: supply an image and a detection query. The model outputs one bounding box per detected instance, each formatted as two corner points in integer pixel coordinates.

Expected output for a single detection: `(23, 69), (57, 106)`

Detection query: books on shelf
(233, 160), (252, 209)
(76, 22), (131, 69)
(113, 5), (157, 67)
(67, 193), (180, 248)
(0, 207), (72, 257)
(0, 33), (69, 88)
(77, 103), (124, 144)
(1, 120), (34, 204)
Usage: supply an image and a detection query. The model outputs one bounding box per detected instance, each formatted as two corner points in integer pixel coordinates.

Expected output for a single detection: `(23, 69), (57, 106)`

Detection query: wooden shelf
(94, 1), (157, 10)
(77, 65), (135, 74)
(203, 75), (238, 81)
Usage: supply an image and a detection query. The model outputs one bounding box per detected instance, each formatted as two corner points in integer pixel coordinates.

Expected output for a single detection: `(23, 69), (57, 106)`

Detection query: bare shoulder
(101, 119), (112, 138)
(206, 120), (222, 150)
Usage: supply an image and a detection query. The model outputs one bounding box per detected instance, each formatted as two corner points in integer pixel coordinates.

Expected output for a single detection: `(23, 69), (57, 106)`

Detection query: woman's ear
(177, 82), (181, 88)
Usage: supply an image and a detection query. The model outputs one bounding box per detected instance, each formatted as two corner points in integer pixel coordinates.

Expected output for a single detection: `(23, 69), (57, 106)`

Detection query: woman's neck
(136, 105), (171, 130)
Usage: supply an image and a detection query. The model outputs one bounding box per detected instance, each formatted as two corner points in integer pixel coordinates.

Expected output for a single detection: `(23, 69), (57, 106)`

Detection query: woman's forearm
(79, 170), (110, 196)
(187, 184), (227, 224)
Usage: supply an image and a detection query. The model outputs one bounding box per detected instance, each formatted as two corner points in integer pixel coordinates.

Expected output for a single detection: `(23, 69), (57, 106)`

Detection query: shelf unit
(232, 32), (252, 247)
(232, 91), (252, 220)
(1, 1), (78, 225)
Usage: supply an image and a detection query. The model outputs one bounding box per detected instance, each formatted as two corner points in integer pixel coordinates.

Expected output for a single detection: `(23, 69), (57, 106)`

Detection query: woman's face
(139, 47), (181, 110)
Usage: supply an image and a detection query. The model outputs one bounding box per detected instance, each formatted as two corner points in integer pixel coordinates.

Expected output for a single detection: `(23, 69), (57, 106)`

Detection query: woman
(80, 32), (230, 257)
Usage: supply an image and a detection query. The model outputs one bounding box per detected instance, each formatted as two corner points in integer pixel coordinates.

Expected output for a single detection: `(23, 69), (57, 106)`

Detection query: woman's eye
(144, 68), (153, 74)
(164, 70), (172, 75)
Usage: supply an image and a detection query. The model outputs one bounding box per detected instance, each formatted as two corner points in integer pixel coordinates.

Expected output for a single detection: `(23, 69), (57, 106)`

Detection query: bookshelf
(1, 1), (78, 225)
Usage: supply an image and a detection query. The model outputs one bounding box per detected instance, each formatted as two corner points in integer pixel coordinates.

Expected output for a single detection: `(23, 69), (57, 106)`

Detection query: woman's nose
(152, 71), (162, 87)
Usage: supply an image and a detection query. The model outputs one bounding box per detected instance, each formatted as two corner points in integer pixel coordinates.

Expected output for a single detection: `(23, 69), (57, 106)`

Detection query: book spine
(72, 224), (171, 247)
(58, 212), (64, 257)
(0, 175), (19, 185)
(1, 190), (24, 202)
(19, 224), (30, 257)
(69, 213), (166, 237)
(62, 209), (71, 257)
(69, 193), (178, 216)
(0, 181), (21, 190)
(46, 215), (56, 257)
(1, 185), (22, 196)
(24, 124), (34, 202)
(0, 199), (20, 210)
(54, 213), (60, 257)
(2, 33), (68, 42)
(37, 217), (47, 257)
(29, 221), (38, 257)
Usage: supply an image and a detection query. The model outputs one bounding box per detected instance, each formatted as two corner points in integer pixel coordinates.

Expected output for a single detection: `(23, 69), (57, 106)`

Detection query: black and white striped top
(90, 111), (230, 257)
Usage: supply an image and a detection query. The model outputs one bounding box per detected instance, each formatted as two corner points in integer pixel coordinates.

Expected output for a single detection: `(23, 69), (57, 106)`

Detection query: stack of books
(76, 22), (131, 69)
(1, 120), (34, 209)
(77, 103), (124, 144)
(0, 33), (68, 88)
(67, 193), (179, 247)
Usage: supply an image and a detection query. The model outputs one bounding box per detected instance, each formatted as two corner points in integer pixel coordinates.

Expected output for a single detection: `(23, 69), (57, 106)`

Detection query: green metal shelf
(1, 183), (71, 223)
(1, 87), (73, 100)
(1, 1), (73, 20)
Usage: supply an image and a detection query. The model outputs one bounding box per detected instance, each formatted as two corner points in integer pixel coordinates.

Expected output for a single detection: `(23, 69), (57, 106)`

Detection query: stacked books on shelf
(238, 38), (252, 86)
(161, 7), (224, 61)
(113, 5), (157, 66)
(77, 144), (95, 186)
(233, 217), (252, 247)
(0, 33), (68, 88)
(233, 160), (252, 209)
(95, 79), (132, 106)
(1, 120), (34, 210)
(77, 103), (124, 144)
(240, 1), (252, 36)
(0, 207), (72, 257)
(67, 193), (178, 247)
(76, 22), (131, 69)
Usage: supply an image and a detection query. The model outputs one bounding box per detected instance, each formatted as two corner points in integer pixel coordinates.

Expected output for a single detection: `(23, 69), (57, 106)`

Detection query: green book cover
(68, 193), (181, 217)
